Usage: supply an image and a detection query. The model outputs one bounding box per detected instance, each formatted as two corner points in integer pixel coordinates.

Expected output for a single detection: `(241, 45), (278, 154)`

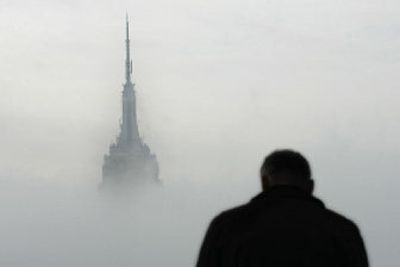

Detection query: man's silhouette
(196, 149), (368, 267)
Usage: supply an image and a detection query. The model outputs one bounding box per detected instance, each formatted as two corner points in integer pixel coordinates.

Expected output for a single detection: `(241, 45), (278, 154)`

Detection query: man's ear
(306, 179), (315, 194)
(261, 175), (270, 191)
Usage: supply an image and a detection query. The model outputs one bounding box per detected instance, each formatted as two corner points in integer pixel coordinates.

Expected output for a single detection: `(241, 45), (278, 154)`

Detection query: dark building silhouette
(101, 16), (159, 189)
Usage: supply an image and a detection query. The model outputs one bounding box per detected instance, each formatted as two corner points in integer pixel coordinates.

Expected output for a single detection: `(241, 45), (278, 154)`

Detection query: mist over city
(1, 0), (399, 266)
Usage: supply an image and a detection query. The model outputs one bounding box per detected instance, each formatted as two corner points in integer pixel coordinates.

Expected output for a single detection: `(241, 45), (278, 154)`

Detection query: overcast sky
(1, 0), (399, 266)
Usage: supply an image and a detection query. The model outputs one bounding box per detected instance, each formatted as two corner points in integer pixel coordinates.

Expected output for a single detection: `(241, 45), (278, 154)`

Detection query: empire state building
(101, 16), (159, 188)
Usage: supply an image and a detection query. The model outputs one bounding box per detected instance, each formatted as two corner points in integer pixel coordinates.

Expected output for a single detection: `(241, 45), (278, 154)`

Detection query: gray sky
(1, 0), (399, 266)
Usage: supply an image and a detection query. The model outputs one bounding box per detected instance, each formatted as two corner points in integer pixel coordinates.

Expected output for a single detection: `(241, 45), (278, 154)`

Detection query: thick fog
(1, 0), (399, 266)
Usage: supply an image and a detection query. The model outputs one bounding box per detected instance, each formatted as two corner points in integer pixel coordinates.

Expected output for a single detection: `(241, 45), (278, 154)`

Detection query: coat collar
(251, 185), (325, 208)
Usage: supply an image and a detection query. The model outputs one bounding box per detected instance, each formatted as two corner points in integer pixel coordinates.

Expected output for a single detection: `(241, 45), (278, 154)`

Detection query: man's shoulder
(212, 198), (360, 231)
(323, 207), (361, 234)
(210, 202), (253, 228)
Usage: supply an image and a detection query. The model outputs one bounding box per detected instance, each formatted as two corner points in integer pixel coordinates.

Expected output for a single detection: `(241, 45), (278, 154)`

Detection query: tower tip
(125, 12), (132, 83)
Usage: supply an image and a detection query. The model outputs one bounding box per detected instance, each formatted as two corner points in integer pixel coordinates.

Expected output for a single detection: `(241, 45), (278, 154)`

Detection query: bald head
(260, 149), (314, 193)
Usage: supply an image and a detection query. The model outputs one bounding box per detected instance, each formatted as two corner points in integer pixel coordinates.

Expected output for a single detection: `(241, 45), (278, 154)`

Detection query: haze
(1, 0), (399, 266)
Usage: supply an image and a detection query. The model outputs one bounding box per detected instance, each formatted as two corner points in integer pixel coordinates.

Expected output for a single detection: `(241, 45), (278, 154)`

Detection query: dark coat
(196, 186), (368, 267)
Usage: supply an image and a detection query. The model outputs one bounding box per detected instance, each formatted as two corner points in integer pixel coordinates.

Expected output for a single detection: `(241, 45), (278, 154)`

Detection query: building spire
(125, 13), (132, 84)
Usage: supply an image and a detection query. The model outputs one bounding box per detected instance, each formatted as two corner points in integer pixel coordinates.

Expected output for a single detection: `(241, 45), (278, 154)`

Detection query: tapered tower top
(125, 14), (133, 84)
(101, 13), (160, 189)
